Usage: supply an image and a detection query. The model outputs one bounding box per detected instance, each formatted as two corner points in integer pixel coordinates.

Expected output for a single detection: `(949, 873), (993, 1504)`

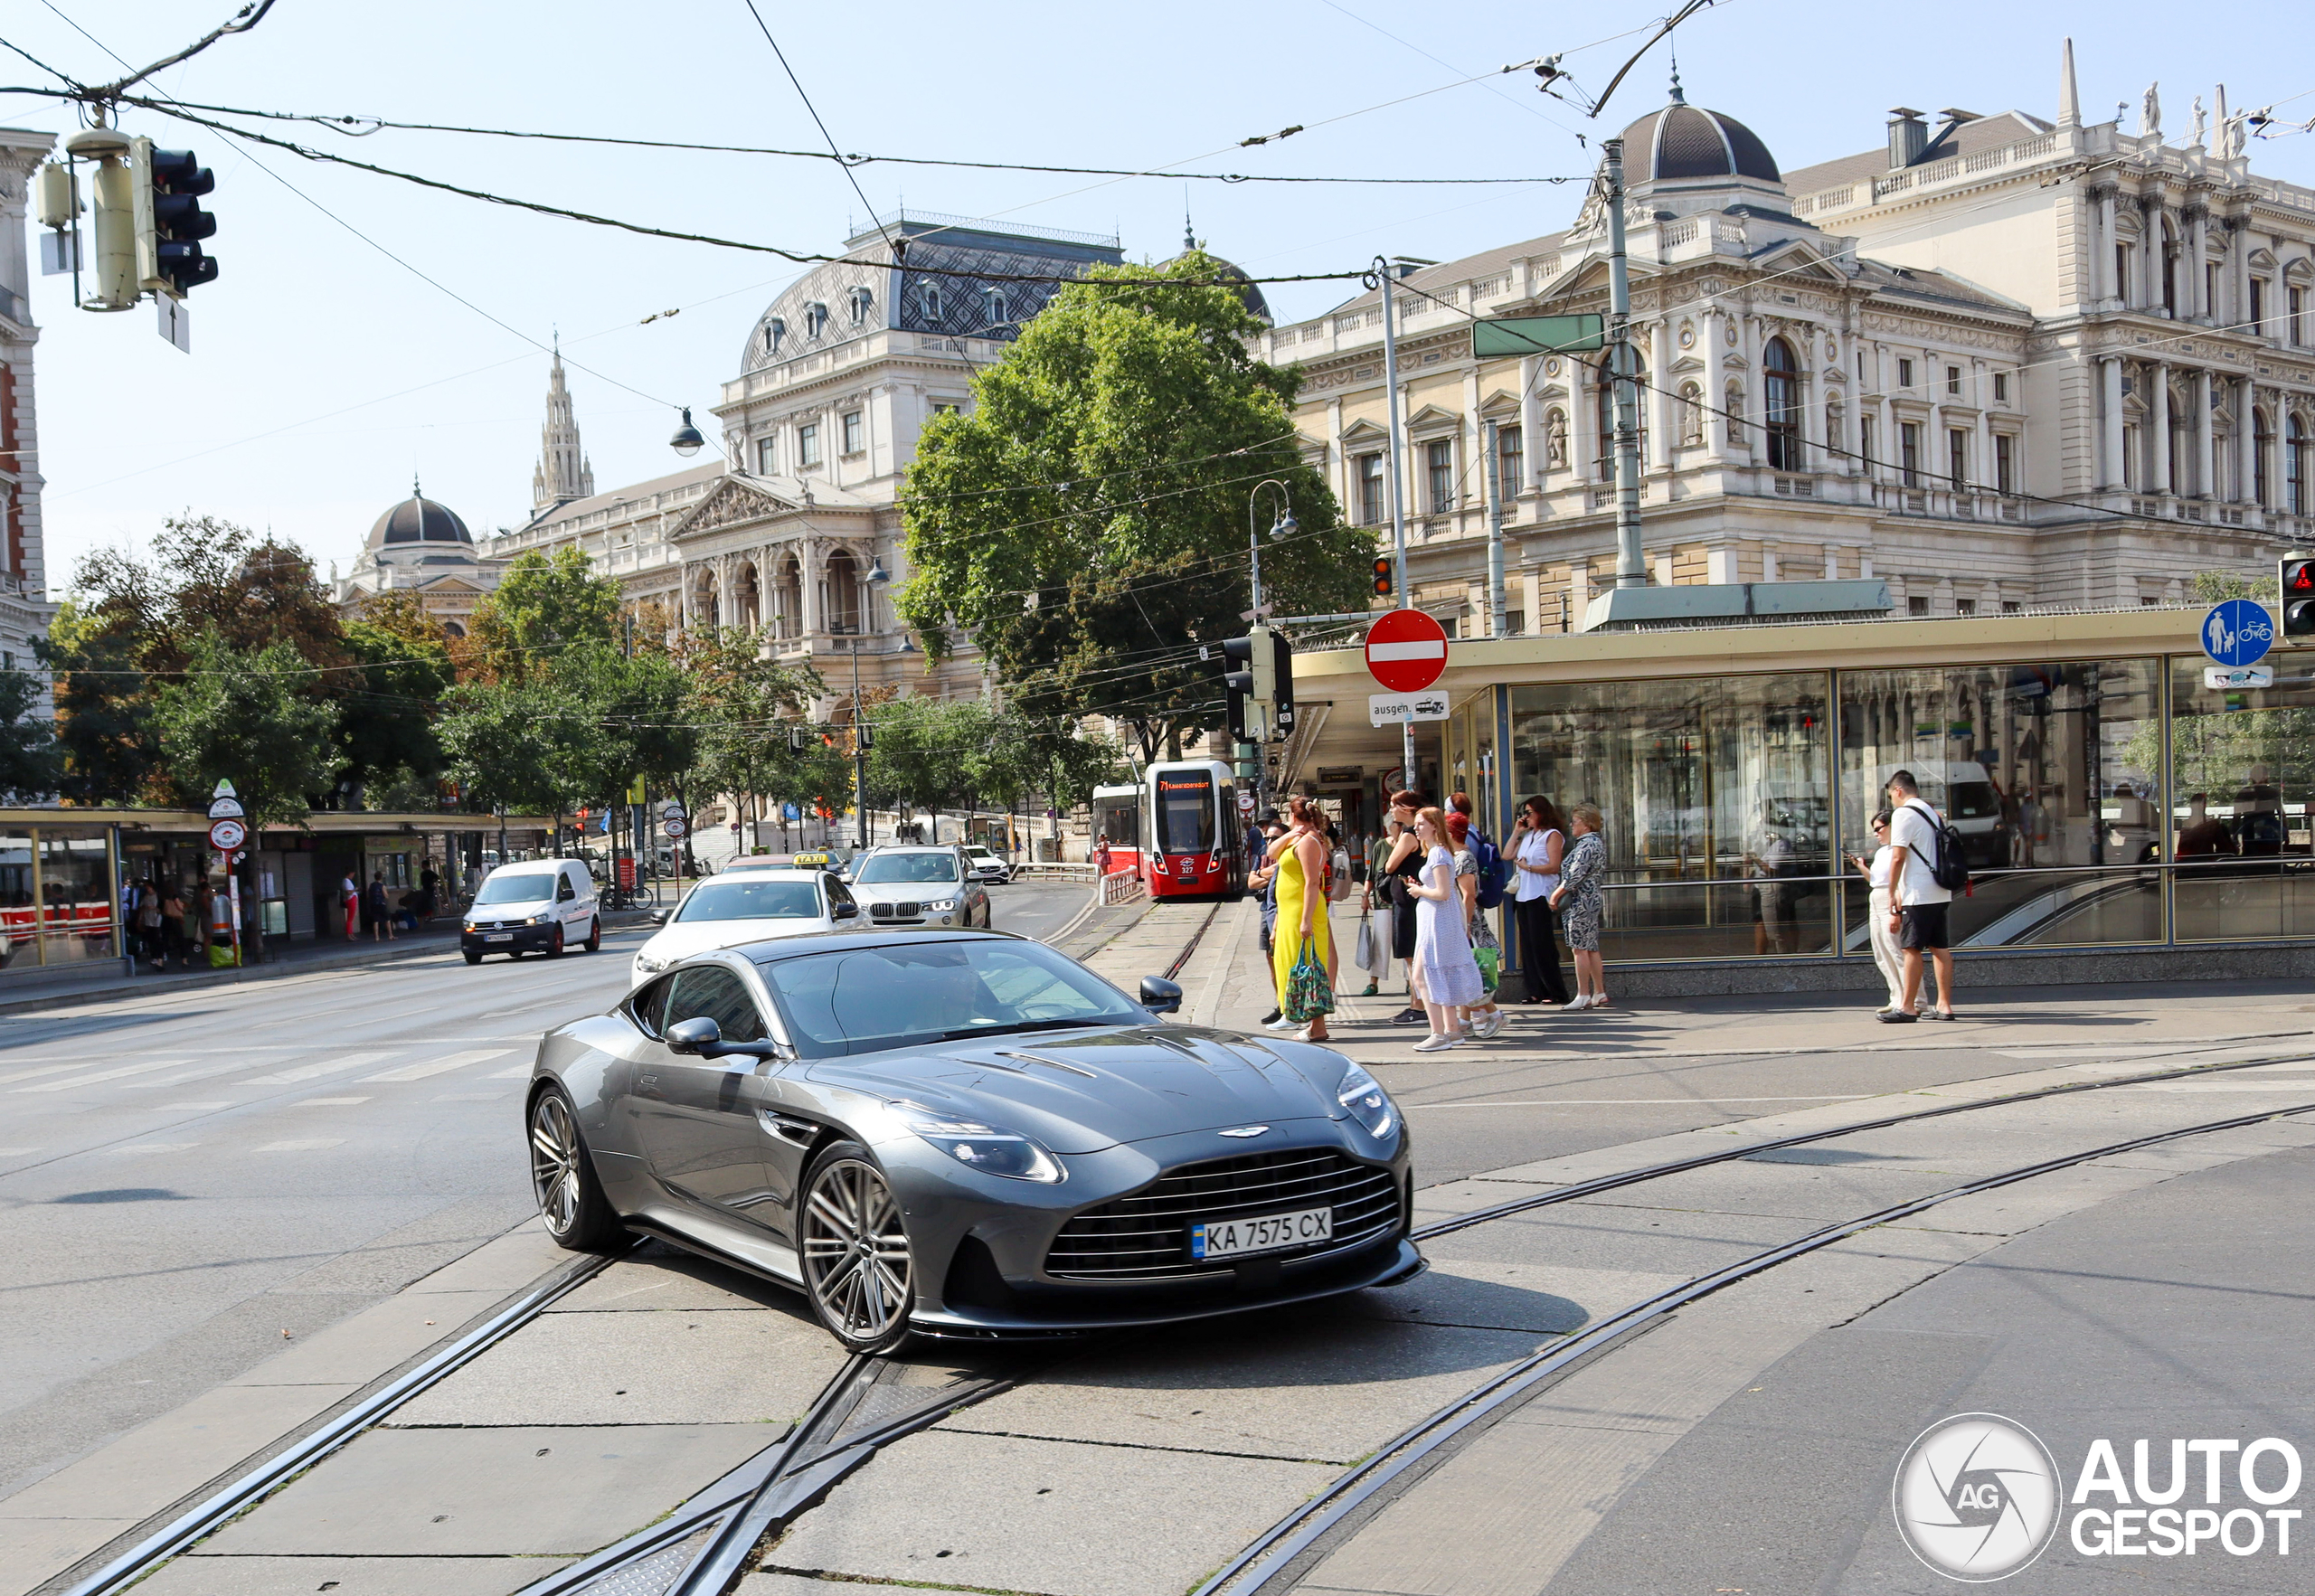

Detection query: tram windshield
(1155, 771), (1216, 854)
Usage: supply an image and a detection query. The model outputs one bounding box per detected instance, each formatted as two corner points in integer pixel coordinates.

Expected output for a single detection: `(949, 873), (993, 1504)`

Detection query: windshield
(855, 854), (960, 885)
(473, 873), (553, 905)
(1156, 772), (1214, 854)
(761, 940), (1147, 1058)
(675, 878), (821, 922)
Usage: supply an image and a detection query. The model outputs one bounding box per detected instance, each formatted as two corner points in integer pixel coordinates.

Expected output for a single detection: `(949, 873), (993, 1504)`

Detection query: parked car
(521, 929), (1417, 1351)
(461, 859), (601, 963)
(629, 868), (857, 985)
(846, 845), (990, 929)
(962, 845), (1013, 885)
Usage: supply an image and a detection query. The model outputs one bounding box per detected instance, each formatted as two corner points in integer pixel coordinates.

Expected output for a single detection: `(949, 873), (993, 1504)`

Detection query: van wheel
(584, 917), (600, 952)
(463, 951), (483, 966)
(545, 925), (565, 959)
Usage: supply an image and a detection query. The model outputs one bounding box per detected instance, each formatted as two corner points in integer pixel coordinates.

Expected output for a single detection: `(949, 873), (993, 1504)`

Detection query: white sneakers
(1413, 1033), (1462, 1052)
(1564, 994), (1598, 1011)
(1469, 1008), (1506, 1039)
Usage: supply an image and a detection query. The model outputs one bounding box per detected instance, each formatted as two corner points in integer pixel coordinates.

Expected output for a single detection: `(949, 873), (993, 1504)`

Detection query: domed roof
(1620, 94), (1780, 184)
(368, 485), (472, 550)
(1168, 227), (1272, 326)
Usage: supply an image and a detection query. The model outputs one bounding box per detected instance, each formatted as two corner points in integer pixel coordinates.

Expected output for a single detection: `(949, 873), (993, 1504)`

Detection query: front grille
(870, 902), (921, 919)
(1045, 1147), (1400, 1280)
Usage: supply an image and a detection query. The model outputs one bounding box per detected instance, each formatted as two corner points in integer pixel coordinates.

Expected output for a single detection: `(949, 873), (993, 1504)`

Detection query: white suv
(846, 845), (990, 929)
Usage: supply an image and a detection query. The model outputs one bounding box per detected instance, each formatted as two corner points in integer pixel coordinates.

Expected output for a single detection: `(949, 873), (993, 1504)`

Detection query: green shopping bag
(1283, 936), (1335, 1023)
(1474, 945), (1500, 995)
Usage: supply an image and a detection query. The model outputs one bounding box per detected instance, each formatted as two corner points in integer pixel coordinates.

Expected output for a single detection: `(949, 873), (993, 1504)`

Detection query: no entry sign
(1365, 609), (1449, 694)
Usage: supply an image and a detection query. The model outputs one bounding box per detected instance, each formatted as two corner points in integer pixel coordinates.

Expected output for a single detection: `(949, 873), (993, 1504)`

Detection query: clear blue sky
(8, 0), (2314, 591)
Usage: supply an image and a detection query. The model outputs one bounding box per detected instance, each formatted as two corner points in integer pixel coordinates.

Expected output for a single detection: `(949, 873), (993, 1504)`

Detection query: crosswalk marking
(0, 1062), (99, 1087)
(240, 1053), (395, 1086)
(255, 1138), (344, 1153)
(362, 1050), (515, 1083)
(486, 1065), (534, 1080)
(156, 1102), (231, 1111)
(296, 1096), (372, 1106)
(15, 1059), (191, 1094)
(137, 1060), (291, 1090)
(104, 1142), (197, 1155)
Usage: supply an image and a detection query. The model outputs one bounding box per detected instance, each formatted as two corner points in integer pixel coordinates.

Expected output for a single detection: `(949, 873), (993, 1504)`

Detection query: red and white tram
(1091, 760), (1247, 900)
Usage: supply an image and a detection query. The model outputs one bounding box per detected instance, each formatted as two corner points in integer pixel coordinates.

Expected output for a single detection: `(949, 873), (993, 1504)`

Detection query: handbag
(1473, 945), (1501, 994)
(1354, 911), (1376, 972)
(1283, 935), (1336, 1023)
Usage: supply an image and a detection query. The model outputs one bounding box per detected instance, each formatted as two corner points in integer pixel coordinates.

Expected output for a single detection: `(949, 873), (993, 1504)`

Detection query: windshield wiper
(932, 1016), (1122, 1042)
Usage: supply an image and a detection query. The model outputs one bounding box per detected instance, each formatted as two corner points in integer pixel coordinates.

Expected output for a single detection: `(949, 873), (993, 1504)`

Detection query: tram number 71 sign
(1365, 609), (1449, 694)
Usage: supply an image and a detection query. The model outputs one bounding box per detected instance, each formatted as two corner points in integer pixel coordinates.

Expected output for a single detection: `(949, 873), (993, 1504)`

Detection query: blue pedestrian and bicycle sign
(2201, 599), (2273, 667)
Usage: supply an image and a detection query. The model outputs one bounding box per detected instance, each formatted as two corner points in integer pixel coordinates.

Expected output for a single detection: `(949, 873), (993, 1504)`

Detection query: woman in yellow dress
(1268, 796), (1333, 1042)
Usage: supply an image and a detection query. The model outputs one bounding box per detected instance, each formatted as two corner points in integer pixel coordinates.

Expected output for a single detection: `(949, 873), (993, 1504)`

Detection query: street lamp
(668, 407), (706, 457)
(850, 555), (893, 849)
(1246, 479), (1297, 618)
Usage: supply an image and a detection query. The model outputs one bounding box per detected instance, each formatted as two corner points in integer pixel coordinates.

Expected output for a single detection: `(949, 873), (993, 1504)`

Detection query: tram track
(46, 897), (2315, 1596)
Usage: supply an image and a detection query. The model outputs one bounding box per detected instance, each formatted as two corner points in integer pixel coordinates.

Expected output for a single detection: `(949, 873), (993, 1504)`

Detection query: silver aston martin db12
(524, 929), (1419, 1351)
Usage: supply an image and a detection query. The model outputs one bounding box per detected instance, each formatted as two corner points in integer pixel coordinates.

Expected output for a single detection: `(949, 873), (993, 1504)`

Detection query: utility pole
(1604, 137), (1646, 589)
(1375, 255), (1418, 789)
(849, 638), (870, 851)
(1483, 419), (1508, 637)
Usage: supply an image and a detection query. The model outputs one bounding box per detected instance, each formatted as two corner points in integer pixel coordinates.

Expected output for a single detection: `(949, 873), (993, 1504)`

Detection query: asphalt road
(0, 882), (1091, 1499)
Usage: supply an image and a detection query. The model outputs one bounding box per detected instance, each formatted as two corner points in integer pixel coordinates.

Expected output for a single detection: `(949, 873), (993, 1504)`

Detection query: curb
(0, 911), (659, 1018)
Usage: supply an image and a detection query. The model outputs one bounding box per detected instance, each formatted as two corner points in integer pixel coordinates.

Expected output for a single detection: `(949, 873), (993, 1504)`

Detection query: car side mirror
(1139, 976), (1184, 1015)
(833, 902), (860, 920)
(648, 908), (668, 926)
(666, 1015), (721, 1054)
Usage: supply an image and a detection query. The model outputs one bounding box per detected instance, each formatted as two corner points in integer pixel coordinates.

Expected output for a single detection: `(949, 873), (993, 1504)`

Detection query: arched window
(922, 283), (944, 321)
(984, 285), (1009, 328)
(824, 549), (863, 635)
(2254, 410), (2274, 506)
(805, 302), (828, 338)
(765, 316), (786, 356)
(849, 287), (873, 325)
(441, 620), (466, 639)
(2291, 415), (2309, 516)
(1593, 354), (1647, 477)
(1677, 382), (1704, 448)
(1762, 336), (1802, 470)
(1543, 409), (1569, 472)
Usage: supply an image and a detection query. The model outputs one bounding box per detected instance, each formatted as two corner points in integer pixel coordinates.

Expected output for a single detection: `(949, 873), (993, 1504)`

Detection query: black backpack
(1904, 801), (1971, 893)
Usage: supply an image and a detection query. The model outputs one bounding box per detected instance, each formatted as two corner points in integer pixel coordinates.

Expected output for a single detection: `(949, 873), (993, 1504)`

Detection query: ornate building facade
(485, 210), (1126, 715)
(331, 482), (502, 635)
(0, 128), (58, 687)
(1275, 49), (2315, 632)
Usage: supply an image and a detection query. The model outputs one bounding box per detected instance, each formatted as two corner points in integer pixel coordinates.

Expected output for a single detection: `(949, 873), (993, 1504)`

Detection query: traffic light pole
(850, 637), (870, 851)
(1604, 137), (1646, 590)
(1375, 259), (1417, 789)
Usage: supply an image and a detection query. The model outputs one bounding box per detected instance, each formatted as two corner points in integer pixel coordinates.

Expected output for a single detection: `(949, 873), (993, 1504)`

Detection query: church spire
(532, 343), (595, 515)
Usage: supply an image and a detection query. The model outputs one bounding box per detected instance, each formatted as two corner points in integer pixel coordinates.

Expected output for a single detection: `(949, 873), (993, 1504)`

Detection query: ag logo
(1893, 1413), (2061, 1582)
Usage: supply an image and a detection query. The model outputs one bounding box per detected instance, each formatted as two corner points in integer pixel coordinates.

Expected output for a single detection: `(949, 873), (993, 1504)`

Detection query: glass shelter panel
(2169, 654), (2315, 940)
(1508, 673), (1832, 959)
(38, 831), (118, 963)
(1838, 658), (2163, 949)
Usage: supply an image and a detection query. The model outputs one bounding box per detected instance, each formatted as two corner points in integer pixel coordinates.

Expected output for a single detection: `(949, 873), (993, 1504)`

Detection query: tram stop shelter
(1272, 601), (2315, 994)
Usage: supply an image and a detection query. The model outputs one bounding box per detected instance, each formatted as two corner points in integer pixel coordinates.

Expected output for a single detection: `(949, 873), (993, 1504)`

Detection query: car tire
(584, 917), (600, 952)
(509, 949), (526, 960)
(529, 1087), (621, 1251)
(463, 950), (483, 966)
(545, 925), (565, 959)
(798, 1139), (916, 1355)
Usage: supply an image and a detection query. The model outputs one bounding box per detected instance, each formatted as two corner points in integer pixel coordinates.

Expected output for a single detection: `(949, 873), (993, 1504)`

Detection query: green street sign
(1470, 314), (1606, 359)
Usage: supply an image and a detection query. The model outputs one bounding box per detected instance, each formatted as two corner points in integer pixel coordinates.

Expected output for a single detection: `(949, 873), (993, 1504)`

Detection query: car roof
(491, 858), (572, 875)
(698, 865), (820, 879)
(740, 927), (1015, 965)
(867, 845), (959, 854)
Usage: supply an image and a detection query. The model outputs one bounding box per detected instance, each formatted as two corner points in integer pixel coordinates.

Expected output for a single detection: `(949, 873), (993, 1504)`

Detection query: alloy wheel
(529, 1092), (583, 1237)
(801, 1157), (912, 1344)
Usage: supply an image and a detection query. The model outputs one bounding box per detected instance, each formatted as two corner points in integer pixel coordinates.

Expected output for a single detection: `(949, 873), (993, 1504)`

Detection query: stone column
(1571, 360), (1597, 484)
(2093, 187), (2118, 307)
(1972, 361), (1992, 496)
(2102, 356), (2127, 489)
(1647, 320), (1673, 472)
(799, 539), (822, 636)
(2140, 199), (2163, 309)
(2150, 363), (2171, 493)
(1799, 341), (1825, 469)
(1516, 357), (1542, 497)
(1701, 311), (1728, 465)
(2195, 369), (2215, 497)
(2187, 208), (2209, 321)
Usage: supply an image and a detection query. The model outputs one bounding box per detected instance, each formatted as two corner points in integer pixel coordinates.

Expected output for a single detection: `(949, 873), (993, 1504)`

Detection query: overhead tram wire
(70, 91), (1568, 186)
(8, 20), (684, 413)
(736, 0), (896, 263)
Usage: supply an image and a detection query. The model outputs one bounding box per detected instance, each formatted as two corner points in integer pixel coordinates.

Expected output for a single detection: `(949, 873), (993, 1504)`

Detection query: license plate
(484, 933), (513, 942)
(1191, 1205), (1333, 1261)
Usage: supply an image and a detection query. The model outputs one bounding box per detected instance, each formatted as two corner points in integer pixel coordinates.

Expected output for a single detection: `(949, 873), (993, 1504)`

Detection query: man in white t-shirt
(1880, 770), (1954, 1023)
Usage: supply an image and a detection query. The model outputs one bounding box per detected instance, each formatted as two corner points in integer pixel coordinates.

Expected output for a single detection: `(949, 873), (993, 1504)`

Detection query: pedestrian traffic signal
(131, 138), (216, 297)
(1221, 634), (1260, 744)
(1372, 557), (1394, 598)
(1269, 629), (1296, 736)
(855, 722), (874, 750)
(2282, 555), (2315, 643)
(787, 724), (808, 752)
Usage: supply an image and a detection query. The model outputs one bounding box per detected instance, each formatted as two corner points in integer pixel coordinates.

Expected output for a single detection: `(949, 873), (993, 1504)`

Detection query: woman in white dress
(1846, 809), (1910, 1015)
(1405, 807), (1487, 1051)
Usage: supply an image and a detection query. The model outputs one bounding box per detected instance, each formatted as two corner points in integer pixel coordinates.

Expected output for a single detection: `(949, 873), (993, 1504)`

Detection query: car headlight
(633, 954), (666, 974)
(528, 912), (555, 926)
(898, 1109), (1063, 1182)
(1336, 1062), (1397, 1139)
(923, 898), (959, 912)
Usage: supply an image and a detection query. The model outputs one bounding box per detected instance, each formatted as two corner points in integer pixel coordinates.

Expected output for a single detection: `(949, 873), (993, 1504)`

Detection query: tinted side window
(665, 967), (768, 1043)
(628, 975), (676, 1036)
(557, 873), (577, 902)
(826, 879), (854, 911)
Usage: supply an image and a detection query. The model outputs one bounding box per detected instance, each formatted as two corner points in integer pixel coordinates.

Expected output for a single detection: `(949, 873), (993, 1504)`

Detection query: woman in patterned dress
(1550, 803), (1611, 1010)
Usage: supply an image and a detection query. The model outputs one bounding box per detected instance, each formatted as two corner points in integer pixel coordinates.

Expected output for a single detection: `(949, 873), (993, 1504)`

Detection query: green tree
(437, 678), (602, 830)
(148, 629), (341, 827)
(39, 601), (154, 805)
(335, 597), (456, 800)
(0, 663), (60, 799)
(467, 547), (621, 684)
(898, 249), (1371, 760)
(684, 633), (836, 844)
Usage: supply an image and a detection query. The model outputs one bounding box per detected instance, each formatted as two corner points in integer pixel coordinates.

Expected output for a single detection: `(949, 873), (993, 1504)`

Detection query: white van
(460, 858), (601, 965)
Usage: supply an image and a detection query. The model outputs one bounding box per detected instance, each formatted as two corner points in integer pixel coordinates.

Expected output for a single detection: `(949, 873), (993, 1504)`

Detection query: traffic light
(787, 723), (808, 752)
(132, 138), (216, 297)
(1221, 634), (1260, 744)
(1270, 630), (1296, 736)
(61, 126), (137, 309)
(1372, 557), (1394, 599)
(2282, 555), (2315, 643)
(855, 721), (874, 750)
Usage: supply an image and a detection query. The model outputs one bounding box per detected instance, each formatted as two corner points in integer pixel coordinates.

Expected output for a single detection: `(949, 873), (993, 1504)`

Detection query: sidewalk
(0, 908), (662, 1015)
